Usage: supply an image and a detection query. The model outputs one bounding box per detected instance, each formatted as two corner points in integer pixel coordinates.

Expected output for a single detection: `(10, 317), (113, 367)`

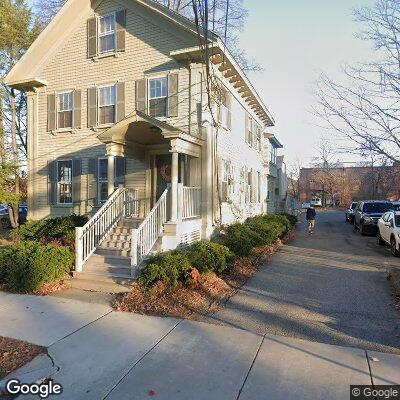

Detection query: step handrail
(75, 187), (126, 272)
(131, 187), (170, 268)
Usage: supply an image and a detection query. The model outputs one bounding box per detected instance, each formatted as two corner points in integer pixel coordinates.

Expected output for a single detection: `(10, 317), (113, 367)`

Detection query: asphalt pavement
(206, 210), (400, 354)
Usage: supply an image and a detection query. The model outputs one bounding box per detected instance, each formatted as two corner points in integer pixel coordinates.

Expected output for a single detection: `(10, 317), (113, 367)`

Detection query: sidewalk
(0, 291), (399, 399)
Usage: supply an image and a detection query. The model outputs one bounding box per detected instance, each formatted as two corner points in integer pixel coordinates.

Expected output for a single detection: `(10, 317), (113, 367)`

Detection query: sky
(241, 0), (376, 169)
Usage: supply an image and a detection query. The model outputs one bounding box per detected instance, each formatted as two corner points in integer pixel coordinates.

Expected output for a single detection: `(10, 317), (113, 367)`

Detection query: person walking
(306, 205), (316, 234)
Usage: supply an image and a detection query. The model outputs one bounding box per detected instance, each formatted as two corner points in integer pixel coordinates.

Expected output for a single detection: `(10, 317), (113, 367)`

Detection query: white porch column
(171, 151), (179, 222)
(108, 155), (115, 196)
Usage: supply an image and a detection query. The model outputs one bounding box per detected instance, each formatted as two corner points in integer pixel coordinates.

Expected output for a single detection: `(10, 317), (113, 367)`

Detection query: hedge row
(138, 213), (296, 289)
(0, 241), (74, 293)
(12, 215), (88, 243)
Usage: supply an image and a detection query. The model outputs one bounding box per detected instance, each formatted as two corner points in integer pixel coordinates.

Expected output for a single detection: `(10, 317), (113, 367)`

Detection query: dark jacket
(306, 207), (316, 220)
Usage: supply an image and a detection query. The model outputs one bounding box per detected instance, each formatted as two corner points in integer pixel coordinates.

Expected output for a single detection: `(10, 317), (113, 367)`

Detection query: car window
(395, 216), (400, 227)
(382, 213), (388, 222)
(351, 202), (357, 209)
(393, 203), (400, 211)
(363, 203), (393, 213)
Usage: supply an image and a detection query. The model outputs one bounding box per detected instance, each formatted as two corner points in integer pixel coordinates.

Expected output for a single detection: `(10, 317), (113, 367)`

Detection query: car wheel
(377, 232), (385, 245)
(391, 237), (400, 257)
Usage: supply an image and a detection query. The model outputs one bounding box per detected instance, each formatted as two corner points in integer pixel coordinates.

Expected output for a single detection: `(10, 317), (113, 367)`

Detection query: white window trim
(148, 76), (169, 118)
(98, 12), (116, 55)
(97, 84), (116, 127)
(57, 159), (73, 205)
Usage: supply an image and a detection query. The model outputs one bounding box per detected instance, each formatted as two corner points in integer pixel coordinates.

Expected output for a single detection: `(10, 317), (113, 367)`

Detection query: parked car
(377, 210), (400, 256)
(0, 204), (28, 229)
(354, 200), (394, 235)
(392, 201), (400, 211)
(310, 197), (322, 207)
(345, 202), (358, 223)
(301, 202), (311, 210)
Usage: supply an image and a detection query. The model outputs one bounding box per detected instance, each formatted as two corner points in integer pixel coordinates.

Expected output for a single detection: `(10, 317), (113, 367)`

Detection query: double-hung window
(57, 160), (73, 204)
(98, 85), (116, 125)
(98, 158), (108, 203)
(270, 146), (277, 164)
(149, 77), (168, 117)
(99, 13), (116, 54)
(58, 92), (73, 129)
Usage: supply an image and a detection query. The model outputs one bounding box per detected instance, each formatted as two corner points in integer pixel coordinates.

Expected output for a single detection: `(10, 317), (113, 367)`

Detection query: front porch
(75, 112), (205, 277)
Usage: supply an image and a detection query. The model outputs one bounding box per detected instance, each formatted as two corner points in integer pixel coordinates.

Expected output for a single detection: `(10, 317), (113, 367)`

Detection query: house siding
(30, 0), (200, 220)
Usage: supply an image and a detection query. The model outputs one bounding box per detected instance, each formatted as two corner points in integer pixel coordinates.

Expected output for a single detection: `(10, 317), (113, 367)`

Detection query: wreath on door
(160, 163), (172, 183)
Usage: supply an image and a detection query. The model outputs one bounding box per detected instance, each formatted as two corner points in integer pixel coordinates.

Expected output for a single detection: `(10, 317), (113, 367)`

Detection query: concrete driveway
(207, 210), (400, 354)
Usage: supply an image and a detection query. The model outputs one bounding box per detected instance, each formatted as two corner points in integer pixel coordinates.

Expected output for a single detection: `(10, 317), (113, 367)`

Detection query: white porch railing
(182, 186), (202, 219)
(123, 189), (151, 218)
(131, 187), (169, 268)
(75, 187), (126, 272)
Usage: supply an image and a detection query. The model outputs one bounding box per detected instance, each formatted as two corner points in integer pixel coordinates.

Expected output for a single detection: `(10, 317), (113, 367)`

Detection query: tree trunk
(10, 89), (19, 229)
(0, 94), (4, 168)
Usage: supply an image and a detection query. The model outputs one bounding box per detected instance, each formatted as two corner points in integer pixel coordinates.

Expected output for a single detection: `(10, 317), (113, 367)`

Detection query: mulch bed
(0, 336), (46, 379)
(115, 232), (294, 319)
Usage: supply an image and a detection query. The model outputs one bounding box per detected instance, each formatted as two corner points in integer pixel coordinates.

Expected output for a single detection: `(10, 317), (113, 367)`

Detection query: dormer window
(99, 13), (116, 54)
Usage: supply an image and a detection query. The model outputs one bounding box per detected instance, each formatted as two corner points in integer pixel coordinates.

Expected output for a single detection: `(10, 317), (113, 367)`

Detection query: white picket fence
(182, 186), (202, 219)
(131, 187), (169, 267)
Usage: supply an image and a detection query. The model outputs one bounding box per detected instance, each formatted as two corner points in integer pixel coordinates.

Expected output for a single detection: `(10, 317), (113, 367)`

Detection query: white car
(377, 210), (400, 256)
(310, 197), (322, 207)
(301, 202), (311, 209)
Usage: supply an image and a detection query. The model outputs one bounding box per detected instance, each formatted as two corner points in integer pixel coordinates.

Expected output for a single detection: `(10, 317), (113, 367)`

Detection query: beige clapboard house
(5, 0), (282, 285)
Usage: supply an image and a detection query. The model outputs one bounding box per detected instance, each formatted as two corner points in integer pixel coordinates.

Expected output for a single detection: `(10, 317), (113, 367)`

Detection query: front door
(155, 154), (172, 201)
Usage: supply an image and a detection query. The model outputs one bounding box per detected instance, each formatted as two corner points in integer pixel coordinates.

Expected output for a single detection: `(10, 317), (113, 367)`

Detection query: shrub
(278, 213), (297, 227)
(12, 215), (88, 243)
(186, 241), (234, 274)
(0, 241), (74, 293)
(138, 251), (192, 289)
(222, 224), (265, 257)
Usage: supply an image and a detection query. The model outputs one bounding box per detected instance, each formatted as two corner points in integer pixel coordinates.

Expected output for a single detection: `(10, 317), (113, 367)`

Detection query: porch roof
(97, 111), (182, 146)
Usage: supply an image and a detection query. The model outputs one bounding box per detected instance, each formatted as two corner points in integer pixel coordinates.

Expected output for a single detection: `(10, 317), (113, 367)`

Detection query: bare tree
(34, 0), (261, 72)
(315, 0), (400, 162)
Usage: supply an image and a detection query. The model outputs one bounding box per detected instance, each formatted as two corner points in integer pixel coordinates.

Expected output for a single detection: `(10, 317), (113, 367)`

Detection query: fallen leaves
(114, 236), (287, 320)
(0, 336), (46, 379)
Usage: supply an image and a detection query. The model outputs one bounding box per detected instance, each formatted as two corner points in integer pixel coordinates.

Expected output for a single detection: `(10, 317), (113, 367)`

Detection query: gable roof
(4, 0), (273, 126)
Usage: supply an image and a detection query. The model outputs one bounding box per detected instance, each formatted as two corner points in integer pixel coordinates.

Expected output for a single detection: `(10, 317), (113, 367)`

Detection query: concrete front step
(117, 218), (144, 229)
(73, 271), (134, 284)
(96, 247), (131, 258)
(105, 233), (131, 242)
(85, 253), (131, 268)
(84, 264), (131, 276)
(112, 227), (132, 235)
(100, 240), (131, 249)
(67, 276), (133, 293)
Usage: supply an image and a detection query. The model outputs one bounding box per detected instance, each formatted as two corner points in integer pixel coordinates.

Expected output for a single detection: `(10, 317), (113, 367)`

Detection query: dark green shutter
(116, 82), (125, 122)
(87, 87), (97, 128)
(116, 10), (126, 52)
(72, 159), (82, 204)
(168, 73), (179, 117)
(88, 158), (98, 205)
(48, 160), (57, 205)
(135, 79), (147, 114)
(47, 93), (56, 132)
(73, 90), (81, 129)
(87, 17), (98, 58)
(115, 157), (126, 186)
